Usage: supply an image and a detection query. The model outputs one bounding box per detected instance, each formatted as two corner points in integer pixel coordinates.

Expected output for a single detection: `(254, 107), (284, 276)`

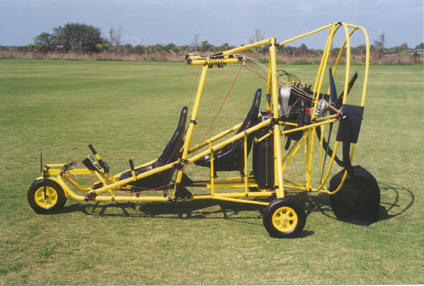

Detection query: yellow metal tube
(194, 175), (256, 185)
(280, 119), (337, 135)
(311, 23), (337, 119)
(189, 122), (242, 153)
(222, 38), (272, 56)
(321, 169), (347, 195)
(266, 51), (272, 112)
(47, 168), (94, 176)
(278, 23), (334, 46)
(46, 164), (66, 168)
(188, 58), (241, 66)
(281, 135), (305, 165)
(282, 136), (306, 172)
(113, 158), (157, 179)
(269, 37), (285, 199)
(307, 23), (338, 189)
(193, 192), (274, 198)
(314, 114), (340, 122)
(57, 174), (172, 203)
(211, 196), (269, 206)
(55, 176), (86, 201)
(342, 23), (352, 106)
(94, 196), (169, 202)
(63, 175), (91, 192)
(357, 26), (370, 107)
(187, 119), (271, 163)
(209, 141), (215, 195)
(313, 140), (341, 192)
(94, 161), (178, 195)
(175, 64), (209, 184)
(255, 130), (273, 143)
(332, 28), (357, 79)
(206, 183), (257, 189)
(243, 135), (248, 195)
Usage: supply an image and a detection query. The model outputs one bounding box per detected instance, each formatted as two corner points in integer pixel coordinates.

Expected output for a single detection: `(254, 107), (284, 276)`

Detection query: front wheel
(27, 180), (67, 214)
(263, 198), (306, 238)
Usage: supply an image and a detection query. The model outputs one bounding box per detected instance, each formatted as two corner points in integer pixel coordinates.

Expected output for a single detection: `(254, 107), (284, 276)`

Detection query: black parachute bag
(329, 165), (380, 225)
(329, 104), (380, 225)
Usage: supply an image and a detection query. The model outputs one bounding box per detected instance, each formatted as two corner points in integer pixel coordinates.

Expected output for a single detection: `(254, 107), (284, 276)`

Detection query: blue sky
(0, 0), (422, 48)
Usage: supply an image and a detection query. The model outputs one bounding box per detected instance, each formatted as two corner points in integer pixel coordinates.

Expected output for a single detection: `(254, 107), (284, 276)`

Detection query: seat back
(154, 106), (188, 167)
(194, 89), (261, 172)
(217, 88), (262, 155)
(235, 88), (262, 148)
(119, 106), (187, 189)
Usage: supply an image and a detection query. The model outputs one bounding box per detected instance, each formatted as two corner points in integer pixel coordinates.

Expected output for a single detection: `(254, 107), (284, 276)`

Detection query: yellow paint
(34, 186), (58, 209)
(272, 206), (298, 233)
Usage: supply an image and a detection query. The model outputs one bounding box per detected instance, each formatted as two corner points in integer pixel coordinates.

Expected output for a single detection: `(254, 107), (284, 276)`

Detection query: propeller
(329, 67), (338, 105)
(329, 67), (358, 108)
(318, 68), (359, 180)
(336, 72), (358, 108)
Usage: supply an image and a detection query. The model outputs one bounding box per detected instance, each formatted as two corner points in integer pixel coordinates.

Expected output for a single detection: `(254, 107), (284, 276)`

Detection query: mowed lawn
(0, 58), (423, 284)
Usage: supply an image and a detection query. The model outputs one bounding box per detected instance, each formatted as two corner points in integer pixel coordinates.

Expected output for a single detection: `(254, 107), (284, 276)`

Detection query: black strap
(342, 141), (354, 176)
(315, 126), (344, 167)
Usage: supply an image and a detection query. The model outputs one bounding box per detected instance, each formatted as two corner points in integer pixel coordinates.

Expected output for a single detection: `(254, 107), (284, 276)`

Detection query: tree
(373, 32), (385, 55)
(53, 23), (106, 52)
(200, 40), (213, 52)
(249, 28), (264, 44)
(34, 32), (57, 52)
(165, 43), (180, 53)
(299, 43), (308, 55)
(109, 26), (122, 47)
(192, 34), (200, 51)
(217, 42), (231, 52)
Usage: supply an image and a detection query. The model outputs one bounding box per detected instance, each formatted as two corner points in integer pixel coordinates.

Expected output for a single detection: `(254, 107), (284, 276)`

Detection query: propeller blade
(336, 72), (358, 108)
(329, 67), (337, 104)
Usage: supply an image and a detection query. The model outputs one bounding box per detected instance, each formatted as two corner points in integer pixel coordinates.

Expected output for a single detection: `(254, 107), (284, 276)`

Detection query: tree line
(22, 23), (234, 54)
(1, 23), (422, 58)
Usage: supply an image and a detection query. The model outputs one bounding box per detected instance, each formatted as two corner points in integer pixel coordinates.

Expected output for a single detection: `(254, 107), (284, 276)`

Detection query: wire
(192, 66), (231, 143)
(200, 64), (243, 141)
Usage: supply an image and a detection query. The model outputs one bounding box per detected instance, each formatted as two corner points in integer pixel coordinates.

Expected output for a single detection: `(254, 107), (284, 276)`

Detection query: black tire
(263, 198), (306, 238)
(329, 165), (380, 223)
(27, 179), (67, 214)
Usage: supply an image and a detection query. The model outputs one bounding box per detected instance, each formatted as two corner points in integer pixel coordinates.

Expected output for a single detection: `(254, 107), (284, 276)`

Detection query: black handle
(129, 159), (135, 171)
(88, 144), (97, 154)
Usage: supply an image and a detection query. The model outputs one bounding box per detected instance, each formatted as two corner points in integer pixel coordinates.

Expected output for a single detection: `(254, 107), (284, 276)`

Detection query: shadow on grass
(307, 182), (415, 225)
(377, 182), (415, 219)
(64, 199), (267, 222)
(58, 182), (414, 228)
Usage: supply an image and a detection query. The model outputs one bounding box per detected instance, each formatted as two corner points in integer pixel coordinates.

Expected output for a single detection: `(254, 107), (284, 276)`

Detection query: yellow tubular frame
(37, 22), (370, 206)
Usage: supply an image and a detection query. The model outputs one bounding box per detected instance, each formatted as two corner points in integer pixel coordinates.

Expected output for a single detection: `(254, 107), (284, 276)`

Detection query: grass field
(0, 58), (423, 284)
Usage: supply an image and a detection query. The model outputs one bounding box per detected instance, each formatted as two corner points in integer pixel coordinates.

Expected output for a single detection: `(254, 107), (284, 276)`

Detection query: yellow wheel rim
(34, 186), (58, 209)
(272, 206), (298, 233)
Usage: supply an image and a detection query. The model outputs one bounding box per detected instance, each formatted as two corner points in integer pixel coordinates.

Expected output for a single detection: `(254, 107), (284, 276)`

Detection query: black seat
(119, 106), (188, 189)
(194, 89), (262, 173)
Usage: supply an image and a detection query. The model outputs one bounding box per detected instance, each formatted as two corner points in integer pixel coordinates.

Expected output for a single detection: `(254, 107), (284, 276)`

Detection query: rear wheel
(263, 198), (306, 238)
(28, 180), (67, 214)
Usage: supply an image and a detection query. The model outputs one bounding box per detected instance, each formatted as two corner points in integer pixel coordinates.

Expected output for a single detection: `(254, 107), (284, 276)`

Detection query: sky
(0, 0), (422, 49)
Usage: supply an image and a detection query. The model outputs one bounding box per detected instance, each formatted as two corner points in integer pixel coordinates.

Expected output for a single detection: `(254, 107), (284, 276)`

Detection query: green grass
(0, 58), (423, 284)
